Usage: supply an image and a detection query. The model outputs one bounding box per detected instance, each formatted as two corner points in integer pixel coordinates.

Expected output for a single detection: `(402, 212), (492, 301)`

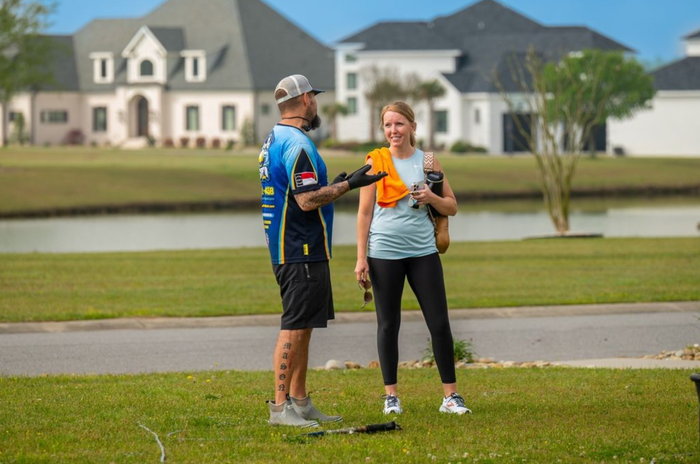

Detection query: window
(9, 112), (18, 122)
(434, 110), (448, 133)
(182, 51), (206, 83)
(186, 105), (199, 131)
(192, 58), (199, 78)
(93, 107), (107, 132)
(345, 54), (357, 63)
(140, 59), (154, 77)
(90, 52), (114, 83)
(261, 104), (270, 116)
(474, 108), (481, 124)
(347, 97), (357, 115)
(40, 111), (68, 124)
(347, 72), (357, 90)
(222, 105), (236, 131)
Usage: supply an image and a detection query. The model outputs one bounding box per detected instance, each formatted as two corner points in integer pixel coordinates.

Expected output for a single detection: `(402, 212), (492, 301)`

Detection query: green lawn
(0, 368), (695, 463)
(1, 238), (698, 323)
(1, 146), (700, 213)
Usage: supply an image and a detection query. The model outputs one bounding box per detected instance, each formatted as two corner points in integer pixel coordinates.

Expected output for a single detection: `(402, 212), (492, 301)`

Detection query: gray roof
(340, 22), (458, 51)
(651, 57), (700, 91)
(43, 0), (334, 93)
(30, 35), (80, 92)
(684, 29), (700, 40)
(149, 27), (186, 51)
(339, 0), (632, 93)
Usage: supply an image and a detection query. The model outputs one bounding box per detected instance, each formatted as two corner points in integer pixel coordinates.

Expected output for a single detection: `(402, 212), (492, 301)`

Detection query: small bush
(195, 137), (206, 149)
(63, 129), (85, 146)
(226, 139), (235, 151)
(211, 138), (221, 149)
(163, 137), (174, 148)
(180, 137), (190, 148)
(450, 140), (487, 154)
(147, 136), (156, 147)
(423, 338), (476, 364)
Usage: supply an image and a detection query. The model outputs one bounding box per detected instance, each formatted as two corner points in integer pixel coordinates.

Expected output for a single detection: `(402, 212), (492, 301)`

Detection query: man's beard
(304, 109), (322, 131)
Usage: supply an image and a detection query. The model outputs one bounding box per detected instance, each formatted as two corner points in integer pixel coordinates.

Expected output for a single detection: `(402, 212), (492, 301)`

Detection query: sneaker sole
(439, 406), (471, 415)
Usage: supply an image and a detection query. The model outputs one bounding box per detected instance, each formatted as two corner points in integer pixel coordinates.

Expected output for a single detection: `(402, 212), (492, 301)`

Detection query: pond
(0, 197), (698, 253)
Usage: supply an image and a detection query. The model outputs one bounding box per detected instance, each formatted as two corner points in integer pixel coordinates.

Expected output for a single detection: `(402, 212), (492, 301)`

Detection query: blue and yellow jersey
(259, 124), (333, 265)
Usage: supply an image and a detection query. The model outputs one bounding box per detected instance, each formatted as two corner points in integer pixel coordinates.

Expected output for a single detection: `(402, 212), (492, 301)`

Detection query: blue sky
(46, 0), (700, 65)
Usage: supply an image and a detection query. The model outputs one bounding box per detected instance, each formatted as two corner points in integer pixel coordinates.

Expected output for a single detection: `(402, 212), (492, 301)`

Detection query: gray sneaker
(268, 400), (319, 428)
(290, 396), (342, 423)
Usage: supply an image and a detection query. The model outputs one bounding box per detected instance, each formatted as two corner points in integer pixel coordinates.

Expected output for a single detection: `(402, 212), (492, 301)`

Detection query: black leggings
(368, 253), (456, 386)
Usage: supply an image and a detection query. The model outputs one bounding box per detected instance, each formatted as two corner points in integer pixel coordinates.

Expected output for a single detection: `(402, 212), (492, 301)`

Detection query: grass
(1, 238), (698, 323)
(0, 368), (695, 463)
(1, 146), (700, 213)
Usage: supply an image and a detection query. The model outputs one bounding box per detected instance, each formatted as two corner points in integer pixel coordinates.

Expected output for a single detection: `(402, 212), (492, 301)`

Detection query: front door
(137, 97), (149, 137)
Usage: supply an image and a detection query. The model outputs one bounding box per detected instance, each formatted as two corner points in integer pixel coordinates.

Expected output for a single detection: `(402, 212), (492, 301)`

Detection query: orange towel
(366, 147), (409, 208)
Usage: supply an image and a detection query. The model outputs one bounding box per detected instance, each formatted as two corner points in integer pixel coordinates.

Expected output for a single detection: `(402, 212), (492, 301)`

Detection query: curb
(0, 301), (697, 335)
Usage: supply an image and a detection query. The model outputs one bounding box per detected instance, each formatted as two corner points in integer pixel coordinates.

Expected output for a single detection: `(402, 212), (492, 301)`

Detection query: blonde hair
(380, 101), (417, 147)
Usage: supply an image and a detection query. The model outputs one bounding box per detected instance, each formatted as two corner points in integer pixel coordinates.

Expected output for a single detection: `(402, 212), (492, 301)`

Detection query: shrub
(241, 119), (256, 146)
(63, 129), (85, 146)
(179, 137), (190, 148)
(450, 140), (487, 154)
(423, 338), (477, 364)
(211, 137), (221, 149)
(195, 137), (206, 149)
(163, 137), (174, 148)
(147, 136), (156, 147)
(226, 139), (235, 151)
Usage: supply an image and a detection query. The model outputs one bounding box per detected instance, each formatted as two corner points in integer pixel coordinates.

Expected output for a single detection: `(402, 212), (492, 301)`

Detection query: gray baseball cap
(275, 74), (324, 104)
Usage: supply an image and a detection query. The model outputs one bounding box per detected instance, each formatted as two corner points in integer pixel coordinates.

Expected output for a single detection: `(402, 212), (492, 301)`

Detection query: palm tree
(363, 66), (408, 142)
(321, 102), (348, 141)
(412, 80), (446, 149)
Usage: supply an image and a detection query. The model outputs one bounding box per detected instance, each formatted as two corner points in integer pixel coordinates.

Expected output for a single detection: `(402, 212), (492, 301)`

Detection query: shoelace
(381, 394), (400, 407)
(448, 393), (466, 408)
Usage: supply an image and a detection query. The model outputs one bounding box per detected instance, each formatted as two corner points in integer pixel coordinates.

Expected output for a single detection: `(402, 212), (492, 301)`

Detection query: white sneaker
(439, 393), (472, 415)
(382, 394), (403, 415)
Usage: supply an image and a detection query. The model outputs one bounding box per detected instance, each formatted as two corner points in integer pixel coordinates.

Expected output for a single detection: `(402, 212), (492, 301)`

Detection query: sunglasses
(358, 279), (373, 309)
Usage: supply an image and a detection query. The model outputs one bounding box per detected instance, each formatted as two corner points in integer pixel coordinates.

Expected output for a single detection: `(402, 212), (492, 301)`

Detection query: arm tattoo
(295, 183), (349, 211)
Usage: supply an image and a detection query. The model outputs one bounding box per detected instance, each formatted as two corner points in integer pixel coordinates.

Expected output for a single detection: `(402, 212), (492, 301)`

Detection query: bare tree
(495, 47), (653, 234)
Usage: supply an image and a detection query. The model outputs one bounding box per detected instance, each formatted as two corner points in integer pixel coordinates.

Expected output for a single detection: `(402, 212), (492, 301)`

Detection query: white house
(608, 31), (700, 156)
(0, 0), (335, 148)
(334, 0), (630, 155)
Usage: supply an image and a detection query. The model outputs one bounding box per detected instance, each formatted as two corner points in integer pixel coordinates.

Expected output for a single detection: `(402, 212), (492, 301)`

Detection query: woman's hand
(355, 258), (370, 284)
(410, 185), (438, 206)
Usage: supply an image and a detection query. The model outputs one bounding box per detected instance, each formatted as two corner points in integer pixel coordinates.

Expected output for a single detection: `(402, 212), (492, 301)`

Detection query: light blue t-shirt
(368, 148), (437, 260)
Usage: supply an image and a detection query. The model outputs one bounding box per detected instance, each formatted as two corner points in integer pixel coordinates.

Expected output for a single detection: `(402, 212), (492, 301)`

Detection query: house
(608, 31), (700, 156)
(0, 0), (335, 148)
(334, 0), (631, 154)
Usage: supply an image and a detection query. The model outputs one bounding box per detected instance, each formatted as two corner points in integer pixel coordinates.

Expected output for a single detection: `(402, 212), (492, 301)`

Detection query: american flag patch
(294, 171), (317, 188)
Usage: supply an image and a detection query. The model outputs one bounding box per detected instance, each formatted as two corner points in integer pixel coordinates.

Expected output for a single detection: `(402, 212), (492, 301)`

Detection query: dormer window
(181, 50), (206, 83)
(89, 52), (114, 84)
(140, 59), (154, 77)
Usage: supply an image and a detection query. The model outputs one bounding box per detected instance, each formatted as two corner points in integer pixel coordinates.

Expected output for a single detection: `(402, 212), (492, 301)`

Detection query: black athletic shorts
(273, 261), (334, 330)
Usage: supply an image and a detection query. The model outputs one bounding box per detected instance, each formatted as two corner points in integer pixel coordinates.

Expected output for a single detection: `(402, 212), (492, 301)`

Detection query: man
(259, 74), (386, 427)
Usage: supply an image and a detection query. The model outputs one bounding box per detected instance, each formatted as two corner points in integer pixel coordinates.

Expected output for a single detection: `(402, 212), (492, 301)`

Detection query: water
(0, 199), (698, 253)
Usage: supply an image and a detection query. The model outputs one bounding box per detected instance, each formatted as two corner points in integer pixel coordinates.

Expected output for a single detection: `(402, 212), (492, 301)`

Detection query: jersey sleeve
(283, 143), (322, 194)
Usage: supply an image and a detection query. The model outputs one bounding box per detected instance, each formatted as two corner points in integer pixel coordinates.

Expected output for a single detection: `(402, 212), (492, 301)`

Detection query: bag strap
(423, 152), (434, 174)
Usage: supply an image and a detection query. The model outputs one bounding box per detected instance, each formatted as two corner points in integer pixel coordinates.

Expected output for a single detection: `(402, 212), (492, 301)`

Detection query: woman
(355, 101), (470, 415)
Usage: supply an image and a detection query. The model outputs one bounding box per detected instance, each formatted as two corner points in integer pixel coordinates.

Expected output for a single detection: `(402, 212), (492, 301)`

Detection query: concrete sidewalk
(555, 358), (700, 369)
(1, 301), (697, 335)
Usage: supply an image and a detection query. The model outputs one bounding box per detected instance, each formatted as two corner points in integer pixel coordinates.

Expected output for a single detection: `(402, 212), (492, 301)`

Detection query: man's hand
(346, 165), (387, 190)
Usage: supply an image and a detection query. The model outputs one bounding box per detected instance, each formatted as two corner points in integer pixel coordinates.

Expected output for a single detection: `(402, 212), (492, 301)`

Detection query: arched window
(140, 59), (154, 77)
